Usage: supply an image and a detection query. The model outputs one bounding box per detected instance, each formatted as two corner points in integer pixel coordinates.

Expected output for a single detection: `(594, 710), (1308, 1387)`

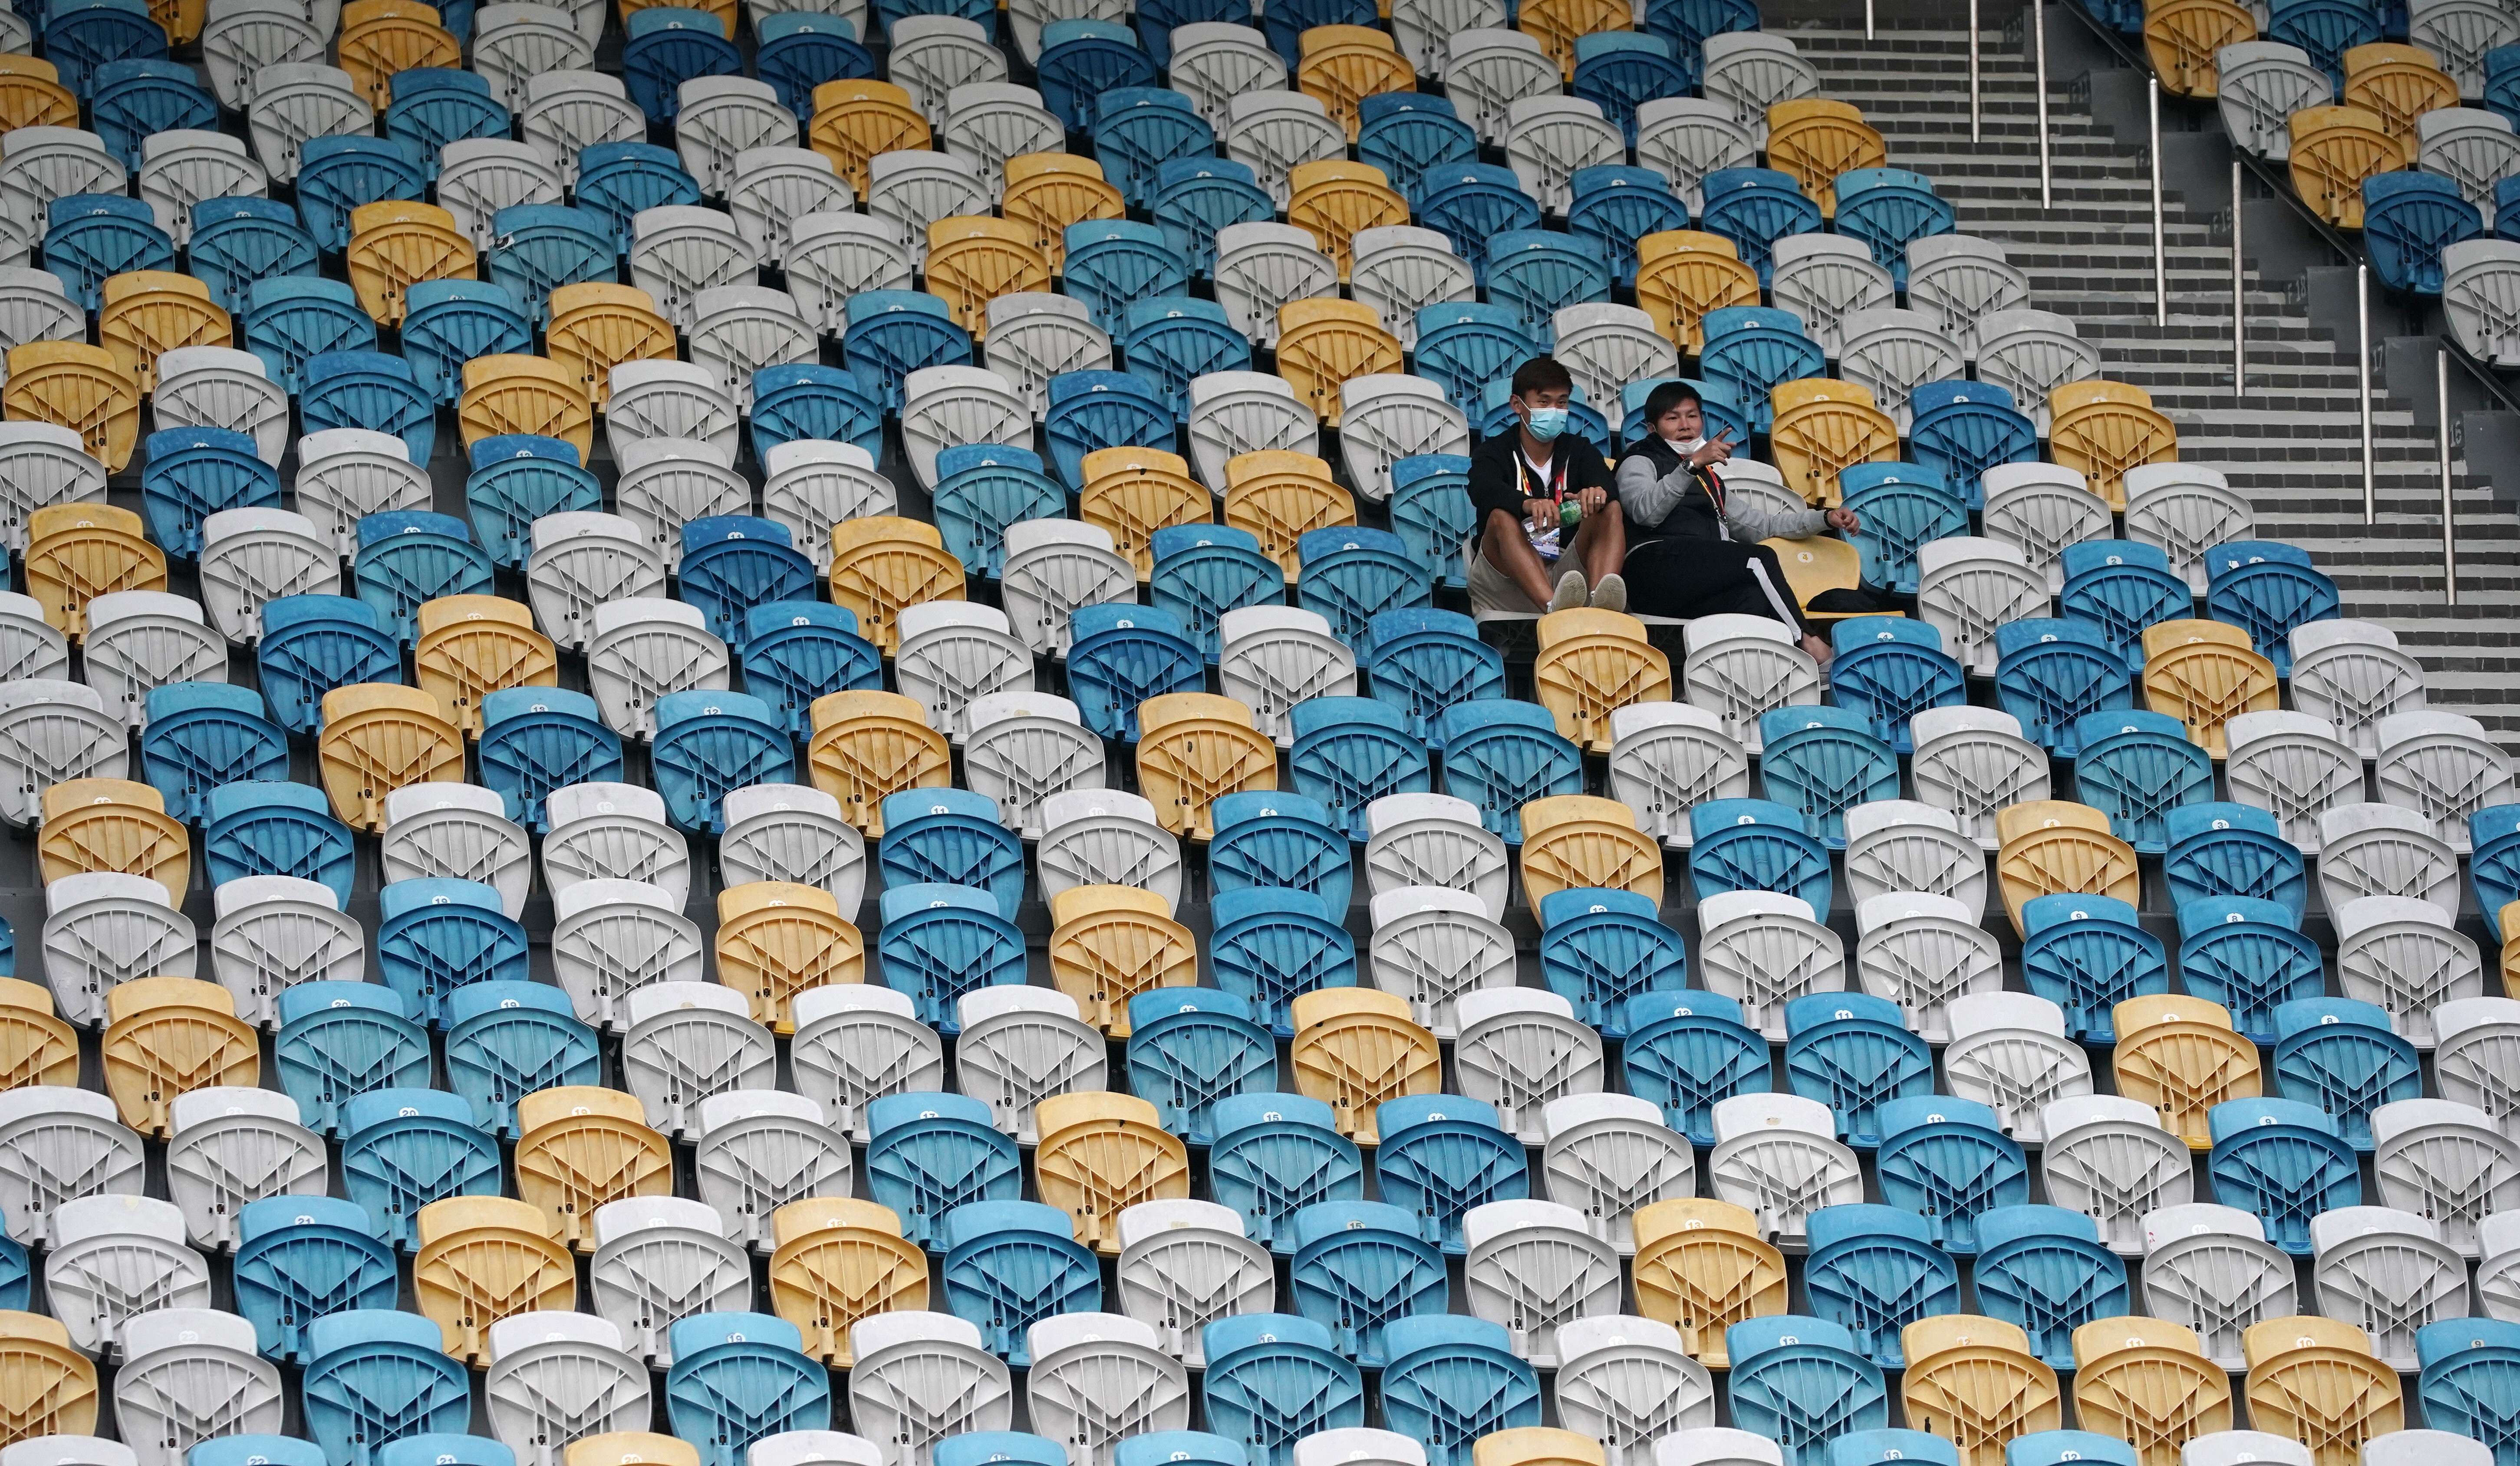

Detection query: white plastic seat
(484, 1311), (653, 1466)
(954, 986), (1107, 1144)
(1214, 222), (1339, 349)
(2445, 238), (2520, 362)
(986, 293), (1111, 415)
(1503, 95), (1622, 215)
(629, 205), (758, 331)
(1939, 992), (2091, 1143)
(2435, 999), (2520, 1145)
(0, 1087), (145, 1246)
(0, 422), (104, 555)
(1769, 234), (1895, 357)
(761, 439), (896, 571)
(1006, 0), (1125, 63)
(1655, 1433), (1783, 1466)
(886, 16), (1005, 120)
(2185, 1437), (2312, 1466)
(1219, 606), (1357, 747)
(4, 1436), (137, 1466)
(900, 364), (1028, 492)
(46, 1193), (211, 1357)
(521, 71), (645, 183)
(433, 138), (564, 250)
(674, 76), (794, 197)
(1851, 891), (2002, 1042)
(1916, 539), (2049, 681)
(40, 872), (194, 1028)
(1681, 613), (1822, 754)
(789, 984), (946, 1144)
(1367, 886), (1514, 1041)
(1977, 465), (2108, 595)
(0, 679), (123, 827)
(612, 438), (748, 575)
(2335, 893), (2481, 1049)
(1910, 705), (2052, 847)
(2482, 1210), (2520, 1319)
(1460, 1198), (1621, 1367)
(244, 65), (369, 184)
(1113, 1200), (1273, 1367)
(587, 1196), (752, 1364)
(201, 0), (326, 111)
(1841, 799), (1988, 914)
(787, 225), (913, 356)
(2309, 1204), (2464, 1369)
(1000, 519), (1137, 658)
(543, 781), (693, 899)
(2141, 1202), (2295, 1368)
(2223, 710), (2364, 852)
(549, 877), (705, 1033)
(112, 1307), (281, 1466)
(937, 82), (1063, 180)
(962, 690), (1105, 838)
(1700, 31), (1821, 144)
(1362, 791), (1512, 919)
(292, 427), (428, 557)
(2418, 108), (2520, 213)
(748, 1435), (886, 1466)
(2046, 1096), (2195, 1256)
(719, 784), (866, 908)
(1023, 1313), (1190, 1466)
(1222, 89), (1344, 207)
(2217, 41), (2333, 159)
(1187, 370), (1318, 492)
(1443, 28), (1559, 146)
(1552, 304), (1678, 418)
(2370, 1097), (2520, 1257)
(1693, 889), (1842, 1043)
(1349, 225), (1476, 352)
(471, 3), (595, 112)
(198, 508), (338, 643)
(1605, 703), (1750, 849)
(2415, 0), (2520, 96)
(688, 285), (815, 413)
(870, 150), (991, 269)
(1904, 234), (2031, 358)
(82, 591), (223, 726)
(1835, 306), (1965, 432)
(1634, 98), (1757, 214)
(1538, 1094), (1694, 1255)
(2318, 802), (2461, 918)
(208, 875), (362, 1029)
(0, 593), (66, 685)
(1975, 308), (2103, 433)
(155, 349), (288, 468)
(1296, 1436), (1428, 1466)
(2121, 462), (2256, 592)
(379, 783), (531, 918)
(163, 1088), (323, 1252)
(1035, 787), (1185, 912)
(136, 132), (266, 247)
(527, 512), (669, 654)
(1167, 23), (1287, 131)
(2375, 709), (2514, 852)
(0, 130), (122, 262)
(2293, 619), (2428, 757)
(1380, 0), (1499, 71)
(1550, 1316), (1713, 1466)
(893, 603), (1034, 737)
(727, 146), (851, 263)
(1705, 1091), (1861, 1252)
(621, 982), (774, 1141)
(693, 1090), (853, 1252)
(846, 1311), (1016, 1465)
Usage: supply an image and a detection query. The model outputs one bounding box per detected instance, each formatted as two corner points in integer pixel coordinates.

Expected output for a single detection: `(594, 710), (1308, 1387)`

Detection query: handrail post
(2148, 75), (2165, 326)
(2033, 0), (2051, 208)
(2231, 158), (2244, 396)
(2359, 264), (2375, 525)
(2440, 349), (2458, 606)
(1969, 0), (1982, 143)
(1865, 0), (1873, 38)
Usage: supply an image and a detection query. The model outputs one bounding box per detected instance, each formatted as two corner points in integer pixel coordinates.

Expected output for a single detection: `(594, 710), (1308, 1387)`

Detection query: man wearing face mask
(1464, 356), (1627, 616)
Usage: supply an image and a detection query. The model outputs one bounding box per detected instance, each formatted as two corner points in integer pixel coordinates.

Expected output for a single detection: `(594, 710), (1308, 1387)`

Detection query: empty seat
(1693, 885), (1841, 1040)
(1873, 1096), (2029, 1255)
(512, 1085), (672, 1252)
(161, 1084), (323, 1253)
(2240, 1318), (2405, 1466)
(484, 1313), (652, 1466)
(300, 1310), (471, 1466)
(1704, 1093), (1861, 1251)
(1721, 1316), (1888, 1466)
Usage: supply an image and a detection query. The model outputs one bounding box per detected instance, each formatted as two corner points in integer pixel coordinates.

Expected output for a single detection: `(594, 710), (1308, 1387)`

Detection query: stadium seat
(1802, 1203), (1960, 1365)
(1204, 1092), (1364, 1253)
(1620, 988), (1769, 1146)
(1721, 1315), (1888, 1466)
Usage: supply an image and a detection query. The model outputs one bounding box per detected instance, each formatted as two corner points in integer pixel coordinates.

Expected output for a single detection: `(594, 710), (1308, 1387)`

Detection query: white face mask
(1674, 435), (1706, 455)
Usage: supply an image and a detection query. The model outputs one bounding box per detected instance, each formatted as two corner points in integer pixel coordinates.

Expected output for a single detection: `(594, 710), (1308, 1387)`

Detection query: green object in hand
(1559, 500), (1583, 528)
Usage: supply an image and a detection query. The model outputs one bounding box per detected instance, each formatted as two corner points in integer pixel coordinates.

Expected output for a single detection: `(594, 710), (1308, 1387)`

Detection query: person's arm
(1721, 488), (1832, 544)
(1615, 453), (1690, 529)
(1466, 449), (1526, 543)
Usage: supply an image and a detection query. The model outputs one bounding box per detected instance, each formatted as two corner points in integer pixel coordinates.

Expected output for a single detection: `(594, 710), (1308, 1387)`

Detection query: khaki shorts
(1465, 536), (1547, 615)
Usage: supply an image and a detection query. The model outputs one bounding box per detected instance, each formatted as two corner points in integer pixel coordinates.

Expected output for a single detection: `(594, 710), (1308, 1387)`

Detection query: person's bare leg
(1482, 508), (1558, 607)
(1573, 501), (1624, 585)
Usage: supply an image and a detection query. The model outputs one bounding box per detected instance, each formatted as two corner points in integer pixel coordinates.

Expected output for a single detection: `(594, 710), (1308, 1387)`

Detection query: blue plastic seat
(402, 280), (533, 404)
(306, 351), (435, 467)
(1064, 600), (1206, 741)
(2070, 709), (2215, 853)
(755, 11), (874, 114)
(1484, 230), (1614, 342)
(232, 1194), (398, 1364)
(1992, 617), (2134, 756)
(2059, 539), (2194, 674)
(664, 1312), (831, 1466)
(2416, 1317), (2520, 1466)
(1640, 0), (1754, 67)
(937, 1436), (1068, 1466)
(1723, 1316), (1890, 1466)
(1413, 303), (1539, 416)
(1209, 886), (1358, 1036)
(678, 516), (814, 651)
(273, 983), (432, 1139)
(1287, 1199), (1446, 1366)
(1968, 1204), (2128, 1367)
(1045, 369), (1173, 491)
(1209, 790), (1354, 912)
(1355, 92), (1478, 201)
(256, 594), (401, 735)
(651, 689), (794, 834)
(1125, 988), (1278, 1143)
(877, 883), (1026, 1030)
(1872, 1094), (2029, 1254)
(1290, 694), (1430, 840)
(1411, 164), (1544, 271)
(878, 788), (1024, 919)
(1620, 988), (1768, 1145)
(1782, 991), (1934, 1149)
(352, 510), (490, 642)
(2271, 0), (2385, 83)
(1064, 221), (1189, 337)
(483, 204), (615, 323)
(573, 142), (703, 254)
(442, 981), (601, 1138)
(1360, 607), (1503, 738)
(477, 688), (621, 834)
(1378, 1316), (1541, 1466)
(1151, 157), (1275, 276)
(1905, 381), (2038, 508)
(2017, 893), (2169, 1044)
(1130, 0), (1244, 59)
(140, 683), (289, 823)
(339, 1088), (502, 1247)
(939, 1200), (1103, 1363)
(622, 6), (741, 119)
(1295, 527), (1430, 645)
(1535, 887), (1684, 1034)
(384, 68), (511, 165)
(2270, 995), (2421, 1151)
(1037, 18), (1158, 128)
(1436, 700), (1584, 842)
(191, 199), (322, 317)
(1801, 1203), (1961, 1367)
(1687, 797), (1833, 907)
(2004, 1436), (2138, 1466)
(1386, 455), (1474, 590)
(300, 1310), (472, 1466)
(90, 59), (214, 167)
(294, 136), (427, 252)
(43, 0), (163, 95)
(1374, 1094), (1528, 1255)
(1127, 296), (1251, 418)
(1206, 1092), (1364, 1251)
(2201, 538), (2338, 675)
(1831, 1434), (1957, 1466)
(465, 435), (599, 569)
(1756, 705), (1898, 848)
(376, 1440), (507, 1466)
(1094, 88), (1216, 208)
(863, 1091), (1022, 1249)
(843, 290), (973, 412)
(2204, 1096), (2362, 1254)
(1826, 615), (1966, 753)
(140, 426), (277, 560)
(1565, 163), (1691, 286)
(2162, 801), (2310, 918)
(375, 878), (530, 1027)
(204, 780), (356, 905)
(2477, 804), (2520, 937)
(1150, 524), (1285, 661)
(2175, 896), (2324, 1046)
(740, 603), (882, 740)
(1839, 462), (1967, 593)
(1200, 1314), (1367, 1466)
(1833, 168), (1954, 285)
(751, 363), (884, 465)
(1696, 167), (1823, 287)
(2494, 46), (2520, 133)
(1697, 305), (1826, 429)
(1117, 1437), (1246, 1466)
(244, 278), (377, 396)
(1569, 37), (1689, 147)
(2368, 172), (2487, 293)
(43, 194), (172, 310)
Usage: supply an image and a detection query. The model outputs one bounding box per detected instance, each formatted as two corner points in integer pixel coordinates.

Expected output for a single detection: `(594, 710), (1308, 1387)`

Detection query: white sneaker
(1589, 573), (1626, 613)
(1547, 569), (1588, 612)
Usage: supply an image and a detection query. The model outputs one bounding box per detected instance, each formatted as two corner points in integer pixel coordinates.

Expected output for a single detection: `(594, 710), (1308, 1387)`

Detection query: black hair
(1509, 356), (1574, 399)
(1640, 379), (1702, 426)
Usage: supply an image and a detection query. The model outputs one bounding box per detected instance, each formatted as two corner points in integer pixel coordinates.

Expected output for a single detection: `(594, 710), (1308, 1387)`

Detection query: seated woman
(1613, 379), (1860, 666)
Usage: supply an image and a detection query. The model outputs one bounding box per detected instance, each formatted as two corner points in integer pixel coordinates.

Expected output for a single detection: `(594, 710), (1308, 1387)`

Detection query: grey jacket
(1615, 452), (1830, 544)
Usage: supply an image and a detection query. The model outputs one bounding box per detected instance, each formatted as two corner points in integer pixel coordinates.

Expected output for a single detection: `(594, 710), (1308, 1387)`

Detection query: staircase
(1787, 16), (2520, 741)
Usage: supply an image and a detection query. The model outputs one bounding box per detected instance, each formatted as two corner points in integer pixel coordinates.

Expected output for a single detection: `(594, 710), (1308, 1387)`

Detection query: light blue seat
(1291, 694), (1429, 841)
(1838, 462), (1966, 594)
(1065, 600), (1206, 741)
(1801, 1203), (1960, 1366)
(739, 603), (882, 741)
(1782, 991), (1933, 1150)
(877, 883), (1026, 1030)
(2205, 1096), (2362, 1255)
(44, 194), (172, 310)
(2415, 1316), (2520, 1466)
(43, 0), (164, 97)
(1387, 455), (1476, 590)
(376, 1439), (509, 1466)
(2176, 896), (2324, 1046)
(751, 363), (885, 465)
(1209, 886), (1358, 1037)
(1696, 167), (1822, 287)
(2494, 47), (2520, 135)
(2004, 1435), (2138, 1466)
(1991, 617), (2133, 757)
(1356, 92), (1477, 201)
(939, 1200), (1103, 1363)
(1872, 1094), (2029, 1254)
(243, 277), (376, 395)
(1117, 1436), (1246, 1466)
(300, 1310), (471, 1466)
(1697, 304), (1824, 430)
(1640, 0), (1754, 69)
(140, 683), (289, 823)
(1483, 229), (1614, 343)
(1687, 796), (1832, 907)
(937, 1436), (1067, 1466)
(1199, 1313), (1367, 1466)
(306, 351), (435, 467)
(2270, 995), (2421, 1151)
(1571, 35), (1691, 146)
(2365, 172), (2484, 295)
(931, 446), (1063, 580)
(1374, 1094), (1527, 1255)
(1207, 1093), (1364, 1253)
(1830, 1434), (1957, 1466)
(204, 779), (356, 905)
(338, 1088), (501, 1248)
(1150, 523), (1285, 662)
(384, 68), (510, 165)
(1619, 988), (1768, 1145)
(441, 981), (600, 1138)
(2161, 801), (2310, 919)
(402, 280), (532, 404)
(1036, 18), (1158, 129)
(1288, 1199), (1447, 1366)
(1411, 164), (1543, 276)
(1064, 220), (1190, 337)
(864, 1091), (1021, 1249)
(1209, 791), (1353, 913)
(1566, 162), (1690, 286)
(843, 290), (972, 412)
(2202, 538), (2338, 675)
(294, 136), (427, 252)
(273, 983), (431, 1139)
(1536, 887), (1685, 1035)
(1377, 1317), (1542, 1466)
(652, 689), (794, 834)
(192, 1439), (328, 1466)
(352, 509), (491, 643)
(1907, 380), (2038, 509)
(663, 1312), (832, 1466)
(679, 515), (815, 651)
(2059, 539), (2194, 675)
(1832, 168), (1954, 286)
(621, 7), (742, 119)
(1046, 369), (1173, 491)
(1094, 87), (1216, 208)
(1968, 1203), (2129, 1367)
(1478, 381), (1612, 455)
(2479, 804), (2520, 939)
(1413, 303), (1539, 415)
(1436, 700), (1584, 842)
(1296, 527), (1429, 645)
(878, 788), (1024, 919)
(483, 204), (616, 323)
(465, 434), (599, 569)
(1360, 607), (1502, 737)
(191, 199), (321, 317)
(1125, 988), (1278, 1143)
(1756, 705), (1898, 848)
(2018, 893), (2168, 1043)
(1723, 1316), (1889, 1466)
(142, 425), (278, 560)
(573, 141), (703, 254)
(1130, 0), (1245, 59)
(1151, 157), (1274, 276)
(90, 58), (213, 167)
(478, 687), (623, 833)
(375, 878), (530, 1028)
(1825, 614), (1965, 753)
(1127, 296), (1251, 419)
(231, 1194), (397, 1363)
(754, 11), (875, 115)
(2070, 708), (2216, 853)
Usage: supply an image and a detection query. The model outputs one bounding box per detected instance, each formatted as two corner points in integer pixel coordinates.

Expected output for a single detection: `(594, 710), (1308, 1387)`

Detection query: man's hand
(1825, 507), (1861, 532)
(1577, 485), (1607, 516)
(1690, 429), (1736, 468)
(1524, 497), (1557, 535)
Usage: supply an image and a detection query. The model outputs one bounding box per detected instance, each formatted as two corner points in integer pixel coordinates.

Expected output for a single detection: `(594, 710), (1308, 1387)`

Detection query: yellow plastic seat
(1047, 885), (1196, 1036)
(621, 0), (733, 32)
(2344, 42), (2457, 138)
(1002, 153), (1126, 268)
(459, 354), (593, 460)
(2501, 900), (2520, 996)
(1133, 692), (1278, 841)
(1769, 379), (1901, 505)
(148, 0), (206, 42)
(414, 595), (559, 738)
(805, 690), (952, 835)
(1080, 447), (1209, 579)
(1296, 26), (1415, 141)
(412, 1194), (576, 1364)
(1519, 794), (1663, 909)
(1900, 1315), (2062, 1466)
(23, 503), (165, 637)
(1629, 1198), (1787, 1366)
(315, 683), (466, 833)
(100, 977), (257, 1137)
(2287, 105), (2404, 228)
(824, 516), (966, 655)
(1031, 1090), (1190, 1255)
(1285, 159), (1410, 282)
(1634, 231), (1761, 355)
(514, 1085), (673, 1253)
(1288, 987), (1440, 1146)
(2047, 382), (2176, 511)
(809, 81), (933, 196)
(38, 779), (189, 902)
(0, 1311), (98, 1441)
(96, 273), (229, 396)
(0, 979), (76, 1090)
(1765, 99), (1886, 216)
(2071, 1317), (2234, 1466)
(346, 201), (476, 325)
(545, 283), (678, 410)
(5, 343), (138, 473)
(1273, 299), (1403, 425)
(1761, 535), (1875, 624)
(767, 1197), (928, 1366)
(567, 1437), (700, 1466)
(1533, 609), (1670, 753)
(924, 217), (1050, 338)
(2142, 619), (2280, 759)
(2111, 995), (2260, 1148)
(714, 881), (865, 1031)
(1519, 0), (1628, 77)
(0, 56), (79, 134)
(1994, 799), (2141, 937)
(1473, 1431), (1605, 1466)
(2241, 1318), (2404, 1466)
(1222, 450), (1357, 573)
(2145, 0), (2255, 97)
(336, 0), (462, 108)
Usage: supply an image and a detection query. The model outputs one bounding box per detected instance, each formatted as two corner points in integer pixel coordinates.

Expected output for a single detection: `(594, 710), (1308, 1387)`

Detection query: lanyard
(1517, 447), (1566, 506)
